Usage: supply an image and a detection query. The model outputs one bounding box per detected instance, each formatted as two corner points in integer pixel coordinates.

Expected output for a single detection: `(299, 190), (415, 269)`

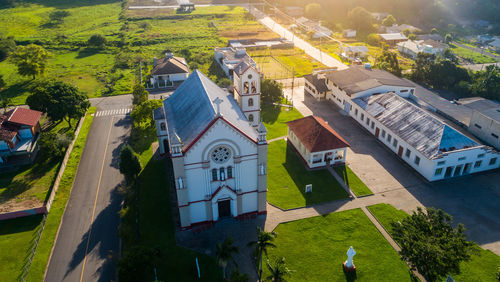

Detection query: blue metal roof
(163, 70), (257, 148)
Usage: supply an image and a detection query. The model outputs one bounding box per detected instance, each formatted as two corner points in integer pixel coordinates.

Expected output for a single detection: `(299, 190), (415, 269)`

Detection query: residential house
(488, 38), (500, 52)
(385, 24), (421, 34)
(0, 107), (42, 165)
(379, 33), (408, 46)
(296, 17), (332, 39)
(340, 45), (368, 61)
(342, 29), (357, 38)
(150, 51), (190, 88)
(214, 47), (256, 79)
(287, 116), (350, 168)
(304, 72), (329, 101)
(397, 39), (448, 58)
(417, 34), (444, 42)
(153, 69), (267, 229)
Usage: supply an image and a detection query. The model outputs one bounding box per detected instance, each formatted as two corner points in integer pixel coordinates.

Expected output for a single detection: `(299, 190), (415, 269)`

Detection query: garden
(267, 139), (349, 210)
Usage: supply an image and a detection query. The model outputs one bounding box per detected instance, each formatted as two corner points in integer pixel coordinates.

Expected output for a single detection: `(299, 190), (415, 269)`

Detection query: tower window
(244, 82), (249, 94)
(220, 167), (225, 180)
(211, 169), (218, 181)
(227, 166), (233, 178)
(248, 98), (254, 107)
(248, 114), (254, 122)
(251, 81), (257, 93)
(160, 122), (166, 131)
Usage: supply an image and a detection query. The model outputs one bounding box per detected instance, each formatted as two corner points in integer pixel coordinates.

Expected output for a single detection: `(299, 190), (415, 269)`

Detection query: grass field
(367, 203), (500, 281)
(267, 140), (348, 210)
(27, 107), (96, 281)
(449, 44), (498, 64)
(261, 104), (303, 140)
(0, 117), (78, 211)
(333, 165), (373, 197)
(263, 208), (413, 281)
(250, 48), (326, 78)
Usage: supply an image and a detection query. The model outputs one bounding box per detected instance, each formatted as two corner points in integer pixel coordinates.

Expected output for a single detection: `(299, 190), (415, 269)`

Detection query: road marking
(79, 116), (114, 282)
(94, 108), (132, 117)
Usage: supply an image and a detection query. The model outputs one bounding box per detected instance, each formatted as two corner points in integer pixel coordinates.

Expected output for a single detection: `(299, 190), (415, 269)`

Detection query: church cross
(213, 97), (223, 116)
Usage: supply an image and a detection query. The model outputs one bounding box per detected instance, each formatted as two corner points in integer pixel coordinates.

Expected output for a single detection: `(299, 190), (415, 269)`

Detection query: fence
(19, 214), (47, 282)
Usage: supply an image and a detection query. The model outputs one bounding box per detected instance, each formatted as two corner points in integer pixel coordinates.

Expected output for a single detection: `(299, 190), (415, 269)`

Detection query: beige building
(287, 116), (350, 168)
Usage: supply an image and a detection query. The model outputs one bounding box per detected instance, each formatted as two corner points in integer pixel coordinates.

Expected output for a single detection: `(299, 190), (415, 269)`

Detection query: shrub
(87, 34), (106, 47)
(366, 33), (380, 46)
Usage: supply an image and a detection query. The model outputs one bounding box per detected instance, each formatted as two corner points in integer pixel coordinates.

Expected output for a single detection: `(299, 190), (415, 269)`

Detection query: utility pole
(291, 67), (295, 108)
(139, 60), (143, 84)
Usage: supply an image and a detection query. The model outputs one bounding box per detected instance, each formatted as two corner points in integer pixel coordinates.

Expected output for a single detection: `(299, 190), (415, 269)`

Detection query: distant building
(150, 50), (190, 89)
(228, 38), (293, 50)
(285, 6), (304, 17)
(397, 39), (448, 58)
(296, 17), (332, 39)
(214, 47), (256, 79)
(462, 98), (500, 151)
(488, 38), (500, 52)
(385, 24), (421, 34)
(342, 29), (357, 38)
(340, 45), (368, 61)
(287, 116), (350, 168)
(0, 107), (42, 165)
(417, 34), (444, 42)
(304, 73), (329, 101)
(474, 20), (491, 29)
(379, 33), (408, 46)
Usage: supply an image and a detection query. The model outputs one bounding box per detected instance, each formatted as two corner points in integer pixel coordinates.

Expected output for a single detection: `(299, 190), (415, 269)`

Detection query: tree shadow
(261, 104), (281, 124)
(76, 48), (103, 59)
(64, 185), (123, 281)
(0, 80), (34, 100)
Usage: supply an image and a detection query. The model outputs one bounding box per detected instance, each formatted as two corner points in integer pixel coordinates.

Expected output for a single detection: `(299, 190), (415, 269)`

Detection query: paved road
(248, 6), (348, 70)
(45, 95), (132, 282)
(463, 62), (500, 71)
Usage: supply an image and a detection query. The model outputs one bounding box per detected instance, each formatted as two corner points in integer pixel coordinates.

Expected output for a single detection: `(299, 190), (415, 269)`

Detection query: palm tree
(215, 237), (239, 279)
(266, 257), (293, 282)
(247, 227), (277, 281)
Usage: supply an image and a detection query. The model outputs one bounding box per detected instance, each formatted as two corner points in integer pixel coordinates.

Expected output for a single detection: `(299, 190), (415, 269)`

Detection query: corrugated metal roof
(354, 93), (480, 159)
(163, 70), (257, 149)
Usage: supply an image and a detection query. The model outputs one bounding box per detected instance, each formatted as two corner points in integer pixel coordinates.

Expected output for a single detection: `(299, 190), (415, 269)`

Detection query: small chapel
(153, 63), (267, 229)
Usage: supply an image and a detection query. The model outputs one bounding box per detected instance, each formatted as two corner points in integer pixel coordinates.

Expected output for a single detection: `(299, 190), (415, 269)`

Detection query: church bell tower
(233, 63), (261, 127)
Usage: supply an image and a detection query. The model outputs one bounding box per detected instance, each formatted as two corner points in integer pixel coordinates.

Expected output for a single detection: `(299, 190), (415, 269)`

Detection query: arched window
(227, 166), (233, 178)
(160, 122), (166, 131)
(219, 167), (225, 181)
(243, 82), (249, 94)
(251, 81), (257, 93)
(248, 98), (254, 107)
(248, 114), (254, 122)
(212, 169), (218, 181)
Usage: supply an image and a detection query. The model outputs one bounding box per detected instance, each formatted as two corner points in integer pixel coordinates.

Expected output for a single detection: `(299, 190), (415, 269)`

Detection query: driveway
(287, 87), (500, 255)
(45, 95), (133, 281)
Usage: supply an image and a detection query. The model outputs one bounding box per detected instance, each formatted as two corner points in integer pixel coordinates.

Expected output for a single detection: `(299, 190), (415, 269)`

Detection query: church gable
(184, 117), (257, 164)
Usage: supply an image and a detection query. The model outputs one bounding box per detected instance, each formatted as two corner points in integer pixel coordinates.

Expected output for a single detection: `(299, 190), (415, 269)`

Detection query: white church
(153, 64), (267, 229)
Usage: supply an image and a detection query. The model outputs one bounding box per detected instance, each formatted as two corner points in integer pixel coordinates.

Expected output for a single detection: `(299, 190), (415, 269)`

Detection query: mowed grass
(0, 117), (79, 208)
(0, 214), (44, 281)
(367, 203), (500, 281)
(130, 158), (221, 281)
(449, 44), (497, 64)
(267, 140), (348, 210)
(261, 104), (303, 140)
(27, 107), (96, 281)
(263, 209), (413, 281)
(333, 165), (373, 197)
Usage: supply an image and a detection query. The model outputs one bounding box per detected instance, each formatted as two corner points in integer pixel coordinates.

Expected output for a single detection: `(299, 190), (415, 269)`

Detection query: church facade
(154, 68), (267, 229)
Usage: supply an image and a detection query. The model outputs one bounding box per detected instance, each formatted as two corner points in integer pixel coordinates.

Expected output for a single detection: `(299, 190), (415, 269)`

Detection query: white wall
(190, 202), (208, 223)
(468, 111), (500, 151)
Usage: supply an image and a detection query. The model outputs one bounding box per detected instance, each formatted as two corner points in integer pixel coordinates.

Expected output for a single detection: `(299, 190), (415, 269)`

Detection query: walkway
(247, 6), (348, 70)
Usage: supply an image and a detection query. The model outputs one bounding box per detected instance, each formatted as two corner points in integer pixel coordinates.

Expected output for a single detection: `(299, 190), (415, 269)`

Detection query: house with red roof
(0, 107), (42, 165)
(287, 115), (350, 168)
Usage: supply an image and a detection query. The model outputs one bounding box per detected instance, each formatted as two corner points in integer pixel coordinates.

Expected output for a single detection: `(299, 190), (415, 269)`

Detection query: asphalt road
(45, 95), (133, 282)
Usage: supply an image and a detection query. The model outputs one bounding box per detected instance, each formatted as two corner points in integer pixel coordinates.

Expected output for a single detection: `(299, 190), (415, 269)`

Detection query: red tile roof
(287, 116), (350, 153)
(6, 107), (42, 127)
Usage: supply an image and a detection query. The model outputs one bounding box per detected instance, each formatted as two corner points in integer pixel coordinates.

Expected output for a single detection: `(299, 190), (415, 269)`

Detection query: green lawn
(367, 203), (500, 281)
(449, 44), (498, 64)
(27, 107), (96, 281)
(0, 117), (78, 208)
(267, 140), (348, 210)
(261, 104), (303, 140)
(0, 214), (44, 281)
(333, 165), (373, 197)
(263, 208), (413, 281)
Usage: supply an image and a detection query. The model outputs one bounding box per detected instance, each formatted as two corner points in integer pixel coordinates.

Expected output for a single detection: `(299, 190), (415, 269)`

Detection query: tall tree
(119, 145), (142, 183)
(348, 7), (374, 35)
(374, 49), (401, 77)
(261, 79), (282, 104)
(266, 257), (293, 282)
(26, 80), (90, 127)
(381, 14), (396, 26)
(0, 36), (16, 61)
(132, 84), (148, 106)
(9, 44), (50, 79)
(248, 227), (277, 281)
(470, 65), (500, 100)
(305, 3), (322, 20)
(392, 207), (478, 281)
(88, 34), (106, 48)
(215, 237), (239, 279)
